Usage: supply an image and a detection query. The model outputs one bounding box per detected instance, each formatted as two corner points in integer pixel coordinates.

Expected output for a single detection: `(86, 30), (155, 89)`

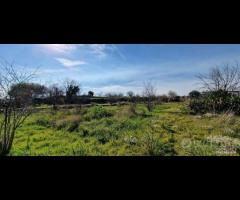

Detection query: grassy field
(10, 102), (240, 156)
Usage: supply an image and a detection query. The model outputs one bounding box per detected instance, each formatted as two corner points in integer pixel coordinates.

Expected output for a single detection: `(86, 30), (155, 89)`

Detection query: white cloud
(38, 44), (80, 55)
(88, 44), (108, 58)
(37, 44), (125, 61)
(87, 44), (124, 59)
(55, 58), (87, 67)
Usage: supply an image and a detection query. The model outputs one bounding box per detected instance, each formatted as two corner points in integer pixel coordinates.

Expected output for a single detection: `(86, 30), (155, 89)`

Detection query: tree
(189, 90), (201, 99)
(127, 91), (134, 98)
(63, 79), (80, 104)
(9, 83), (47, 100)
(88, 91), (94, 97)
(48, 84), (64, 109)
(197, 63), (240, 92)
(158, 94), (168, 102)
(168, 90), (177, 101)
(143, 81), (156, 111)
(0, 61), (35, 155)
(127, 91), (136, 114)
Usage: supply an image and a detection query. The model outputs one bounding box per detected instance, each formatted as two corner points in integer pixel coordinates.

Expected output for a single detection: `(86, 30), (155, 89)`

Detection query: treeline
(2, 79), (187, 108)
(33, 94), (187, 106)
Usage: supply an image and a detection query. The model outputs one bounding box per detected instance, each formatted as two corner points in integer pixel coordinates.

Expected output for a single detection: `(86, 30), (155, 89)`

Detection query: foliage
(189, 90), (240, 115)
(88, 105), (113, 120)
(88, 91), (94, 97)
(189, 90), (201, 99)
(0, 61), (34, 155)
(8, 102), (240, 156)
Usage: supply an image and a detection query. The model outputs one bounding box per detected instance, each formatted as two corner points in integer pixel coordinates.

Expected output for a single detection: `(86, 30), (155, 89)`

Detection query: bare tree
(0, 60), (35, 155)
(143, 81), (156, 111)
(47, 84), (64, 110)
(127, 91), (137, 114)
(197, 63), (240, 92)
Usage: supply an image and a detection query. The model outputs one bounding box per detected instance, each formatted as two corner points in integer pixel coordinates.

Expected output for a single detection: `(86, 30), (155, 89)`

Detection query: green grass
(9, 102), (240, 156)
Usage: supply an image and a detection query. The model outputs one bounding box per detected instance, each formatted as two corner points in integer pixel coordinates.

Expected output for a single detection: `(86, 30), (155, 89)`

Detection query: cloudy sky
(0, 44), (240, 95)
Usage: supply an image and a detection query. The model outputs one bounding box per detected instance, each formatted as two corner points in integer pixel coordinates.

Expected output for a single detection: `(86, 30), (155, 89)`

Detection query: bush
(183, 140), (217, 156)
(173, 96), (181, 102)
(142, 134), (176, 156)
(189, 90), (240, 115)
(78, 126), (90, 137)
(158, 95), (169, 103)
(189, 98), (207, 114)
(128, 103), (137, 117)
(91, 106), (113, 119)
(53, 115), (81, 132)
(72, 145), (89, 156)
(115, 119), (142, 131)
(67, 120), (80, 132)
(35, 118), (51, 127)
(90, 127), (116, 144)
(231, 96), (240, 115)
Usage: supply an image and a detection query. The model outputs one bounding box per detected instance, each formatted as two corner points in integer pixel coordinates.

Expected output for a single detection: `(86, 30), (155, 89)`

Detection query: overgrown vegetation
(1, 59), (240, 156)
(189, 63), (240, 115)
(8, 102), (240, 156)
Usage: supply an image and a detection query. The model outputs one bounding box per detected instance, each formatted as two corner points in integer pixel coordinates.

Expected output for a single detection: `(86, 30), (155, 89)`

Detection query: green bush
(67, 121), (79, 132)
(188, 141), (217, 156)
(90, 127), (117, 144)
(113, 118), (142, 132)
(94, 106), (113, 118)
(35, 118), (51, 128)
(53, 116), (81, 132)
(231, 96), (240, 115)
(78, 126), (90, 137)
(189, 90), (240, 115)
(142, 132), (176, 156)
(189, 98), (207, 114)
(72, 145), (89, 156)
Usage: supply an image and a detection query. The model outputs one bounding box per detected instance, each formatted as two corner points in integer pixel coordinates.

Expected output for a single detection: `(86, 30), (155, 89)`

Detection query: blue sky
(1, 44), (240, 95)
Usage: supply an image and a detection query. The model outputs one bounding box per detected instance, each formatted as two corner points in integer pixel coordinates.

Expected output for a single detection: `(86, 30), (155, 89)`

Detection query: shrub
(161, 122), (176, 134)
(115, 119), (141, 131)
(173, 96), (181, 102)
(53, 115), (81, 132)
(72, 145), (89, 156)
(158, 95), (169, 103)
(189, 90), (240, 115)
(142, 132), (176, 156)
(188, 141), (217, 156)
(91, 106), (113, 119)
(128, 103), (137, 117)
(124, 135), (138, 146)
(90, 127), (117, 144)
(189, 98), (207, 114)
(54, 120), (68, 130)
(67, 120), (80, 132)
(35, 118), (51, 127)
(231, 96), (240, 115)
(78, 126), (90, 137)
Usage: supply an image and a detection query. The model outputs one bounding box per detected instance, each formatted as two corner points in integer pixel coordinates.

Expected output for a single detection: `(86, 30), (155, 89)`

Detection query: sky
(1, 44), (240, 95)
